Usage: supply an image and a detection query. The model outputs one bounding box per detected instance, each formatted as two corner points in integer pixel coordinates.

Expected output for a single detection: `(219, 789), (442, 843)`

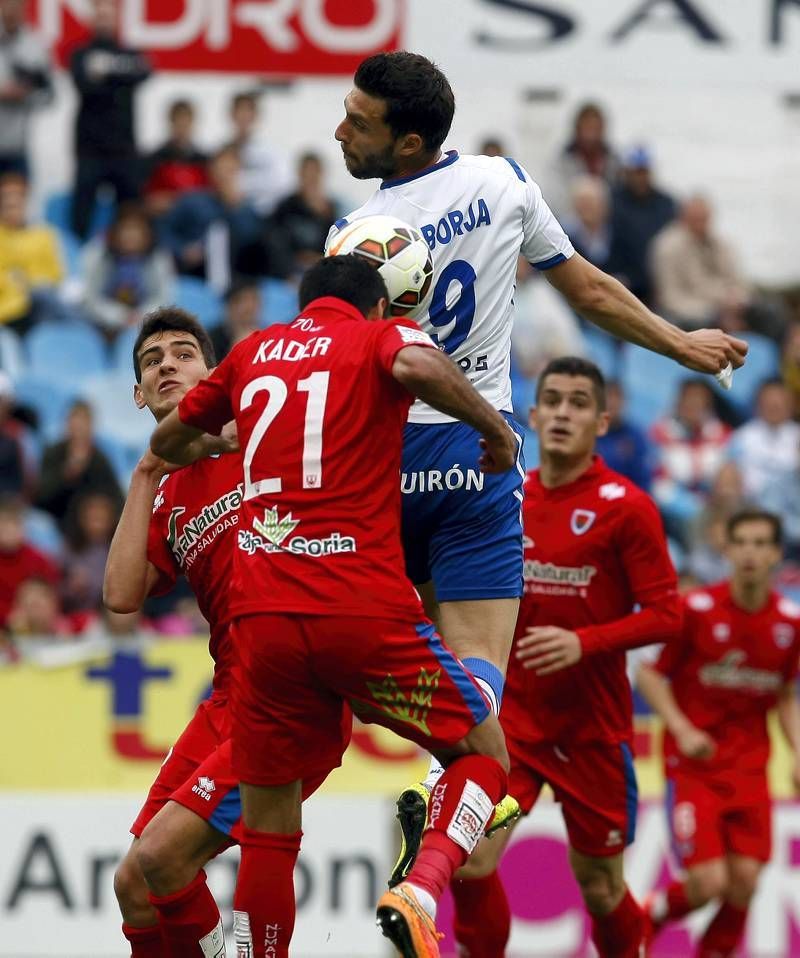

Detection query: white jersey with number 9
(326, 151), (575, 425)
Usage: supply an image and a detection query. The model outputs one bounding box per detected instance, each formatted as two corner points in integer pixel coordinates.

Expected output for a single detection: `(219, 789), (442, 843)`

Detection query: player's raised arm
(544, 252), (748, 376)
(391, 344), (517, 473)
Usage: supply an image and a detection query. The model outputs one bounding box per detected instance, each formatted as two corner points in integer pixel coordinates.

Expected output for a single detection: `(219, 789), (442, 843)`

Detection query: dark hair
(727, 508), (783, 546)
(536, 356), (607, 411)
(132, 307), (216, 383)
(756, 376), (787, 398)
(224, 277), (260, 304)
(677, 377), (714, 400)
(168, 98), (194, 121)
(232, 91), (258, 112)
(354, 52), (455, 153)
(298, 255), (388, 316)
(0, 493), (23, 518)
(106, 202), (154, 256)
(68, 398), (92, 417)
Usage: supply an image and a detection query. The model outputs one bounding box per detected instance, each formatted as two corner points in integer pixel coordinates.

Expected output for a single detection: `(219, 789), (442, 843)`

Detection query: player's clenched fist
(516, 625), (583, 675)
(677, 328), (748, 375)
(675, 724), (715, 760)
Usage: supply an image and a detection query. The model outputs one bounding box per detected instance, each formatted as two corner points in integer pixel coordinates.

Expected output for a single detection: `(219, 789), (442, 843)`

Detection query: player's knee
(573, 864), (624, 917)
(462, 715), (510, 773)
(690, 865), (729, 905)
(457, 839), (502, 879)
(136, 828), (186, 894)
(727, 866), (761, 907)
(113, 854), (149, 914)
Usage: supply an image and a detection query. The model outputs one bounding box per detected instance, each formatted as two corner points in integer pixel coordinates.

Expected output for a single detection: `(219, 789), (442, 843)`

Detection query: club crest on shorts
(570, 509), (596, 536)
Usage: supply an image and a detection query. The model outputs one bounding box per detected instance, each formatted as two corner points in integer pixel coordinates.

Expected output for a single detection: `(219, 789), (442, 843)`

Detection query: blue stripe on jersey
(504, 156), (526, 182)
(208, 787), (241, 836)
(416, 621), (489, 725)
(333, 217), (349, 230)
(620, 743), (638, 846)
(532, 252), (568, 271)
(380, 151), (460, 190)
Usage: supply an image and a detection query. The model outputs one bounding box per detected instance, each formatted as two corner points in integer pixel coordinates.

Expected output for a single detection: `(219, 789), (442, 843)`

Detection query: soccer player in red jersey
(638, 509), (800, 957)
(106, 308), (349, 958)
(451, 356), (682, 958)
(151, 254), (518, 958)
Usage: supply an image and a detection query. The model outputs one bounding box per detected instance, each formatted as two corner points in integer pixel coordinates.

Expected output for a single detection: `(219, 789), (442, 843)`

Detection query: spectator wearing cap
(0, 496), (59, 629)
(0, 172), (64, 332)
(209, 278), (261, 362)
(650, 194), (753, 332)
(0, 0), (53, 178)
(608, 145), (677, 305)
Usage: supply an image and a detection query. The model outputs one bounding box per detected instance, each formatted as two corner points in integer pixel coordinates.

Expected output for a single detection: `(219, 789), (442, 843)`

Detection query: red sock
(233, 828), (302, 958)
(121, 923), (164, 958)
(148, 870), (223, 957)
(664, 881), (695, 921)
(697, 902), (748, 957)
(590, 887), (645, 958)
(406, 754), (507, 902)
(451, 872), (510, 958)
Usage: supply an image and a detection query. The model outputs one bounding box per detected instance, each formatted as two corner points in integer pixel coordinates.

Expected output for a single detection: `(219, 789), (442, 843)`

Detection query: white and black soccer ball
(326, 215), (434, 318)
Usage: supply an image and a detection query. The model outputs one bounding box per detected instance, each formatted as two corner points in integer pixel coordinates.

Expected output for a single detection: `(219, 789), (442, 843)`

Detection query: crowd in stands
(1, 0), (800, 664)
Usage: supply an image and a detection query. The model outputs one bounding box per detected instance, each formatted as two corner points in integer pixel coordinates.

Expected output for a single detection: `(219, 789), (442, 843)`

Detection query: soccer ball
(326, 215), (434, 318)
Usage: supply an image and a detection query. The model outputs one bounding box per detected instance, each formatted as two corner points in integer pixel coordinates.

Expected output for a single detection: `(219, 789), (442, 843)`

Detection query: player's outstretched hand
(675, 725), (715, 760)
(478, 425), (517, 474)
(677, 329), (748, 376)
(516, 626), (582, 675)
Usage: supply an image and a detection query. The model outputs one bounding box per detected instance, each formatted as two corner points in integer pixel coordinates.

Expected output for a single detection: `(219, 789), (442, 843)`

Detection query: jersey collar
(380, 150), (459, 190)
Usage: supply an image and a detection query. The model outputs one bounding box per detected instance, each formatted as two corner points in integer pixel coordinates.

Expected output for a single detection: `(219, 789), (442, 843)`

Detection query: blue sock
(462, 657), (504, 715)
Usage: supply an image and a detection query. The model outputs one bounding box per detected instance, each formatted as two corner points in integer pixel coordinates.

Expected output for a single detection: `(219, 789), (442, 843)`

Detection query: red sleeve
(178, 352), (236, 436)
(375, 318), (437, 375)
(652, 595), (695, 677)
(783, 634), (800, 683)
(577, 494), (682, 655)
(146, 493), (180, 597)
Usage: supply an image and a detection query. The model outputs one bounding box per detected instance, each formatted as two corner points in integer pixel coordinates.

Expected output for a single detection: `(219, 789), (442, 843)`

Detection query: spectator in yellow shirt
(0, 172), (63, 332)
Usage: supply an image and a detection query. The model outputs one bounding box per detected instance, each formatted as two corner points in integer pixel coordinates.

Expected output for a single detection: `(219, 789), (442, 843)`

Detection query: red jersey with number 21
(178, 296), (435, 622)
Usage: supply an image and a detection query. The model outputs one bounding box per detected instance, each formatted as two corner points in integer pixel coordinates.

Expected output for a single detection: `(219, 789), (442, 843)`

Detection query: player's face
(335, 89), (399, 180)
(134, 331), (209, 421)
(531, 374), (609, 460)
(726, 520), (781, 587)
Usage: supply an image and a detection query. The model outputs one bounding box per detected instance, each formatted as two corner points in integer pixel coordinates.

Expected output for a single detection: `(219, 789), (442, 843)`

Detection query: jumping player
(638, 509), (800, 957)
(451, 357), (681, 958)
(150, 255), (518, 958)
(329, 51), (747, 881)
(106, 309), (349, 957)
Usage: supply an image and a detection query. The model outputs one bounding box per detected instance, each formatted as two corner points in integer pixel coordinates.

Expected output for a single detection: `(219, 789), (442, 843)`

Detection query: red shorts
(507, 736), (638, 858)
(130, 694), (231, 837)
(231, 614), (490, 787)
(667, 772), (772, 867)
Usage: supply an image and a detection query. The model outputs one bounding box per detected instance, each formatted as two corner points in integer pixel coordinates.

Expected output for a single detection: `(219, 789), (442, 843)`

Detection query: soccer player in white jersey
(330, 51), (748, 887)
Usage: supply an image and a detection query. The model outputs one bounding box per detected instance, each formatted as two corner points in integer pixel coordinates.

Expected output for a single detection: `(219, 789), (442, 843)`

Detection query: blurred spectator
(69, 0), (151, 239)
(82, 202), (173, 338)
(61, 491), (118, 612)
(0, 370), (28, 497)
(0, 495), (59, 628)
(608, 146), (676, 305)
(563, 175), (612, 270)
(7, 575), (88, 642)
(651, 194), (751, 331)
(651, 379), (732, 541)
(478, 136), (505, 157)
(0, 172), (64, 332)
(160, 145), (264, 292)
(0, 0), (53, 177)
(511, 257), (586, 378)
(728, 379), (800, 499)
(550, 102), (620, 218)
(595, 380), (653, 491)
(268, 152), (340, 274)
(685, 462), (745, 583)
(228, 90), (292, 216)
(782, 321), (800, 416)
(209, 278), (261, 362)
(36, 399), (122, 535)
(155, 595), (207, 637)
(143, 98), (208, 220)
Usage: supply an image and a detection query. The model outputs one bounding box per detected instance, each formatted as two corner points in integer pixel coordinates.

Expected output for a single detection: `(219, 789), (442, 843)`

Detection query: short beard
(347, 144), (398, 181)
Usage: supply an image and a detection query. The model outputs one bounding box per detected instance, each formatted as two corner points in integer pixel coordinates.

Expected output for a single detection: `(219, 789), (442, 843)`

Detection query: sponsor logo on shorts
(570, 509), (596, 535)
(699, 650), (783, 693)
(446, 779), (494, 854)
(238, 506), (357, 558)
(673, 801), (696, 841)
(362, 667), (441, 736)
(400, 465), (485, 494)
(605, 828), (623, 848)
(192, 776), (216, 801)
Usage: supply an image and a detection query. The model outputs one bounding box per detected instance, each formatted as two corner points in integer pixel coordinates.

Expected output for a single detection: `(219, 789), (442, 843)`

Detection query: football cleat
(388, 783), (430, 888)
(486, 794), (521, 836)
(376, 884), (443, 957)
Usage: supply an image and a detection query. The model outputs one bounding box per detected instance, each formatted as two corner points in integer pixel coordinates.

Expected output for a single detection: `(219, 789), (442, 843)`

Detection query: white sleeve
(518, 166), (575, 270)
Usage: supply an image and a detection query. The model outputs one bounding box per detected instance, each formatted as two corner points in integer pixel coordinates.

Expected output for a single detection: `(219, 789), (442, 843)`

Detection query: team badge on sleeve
(570, 509), (596, 536)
